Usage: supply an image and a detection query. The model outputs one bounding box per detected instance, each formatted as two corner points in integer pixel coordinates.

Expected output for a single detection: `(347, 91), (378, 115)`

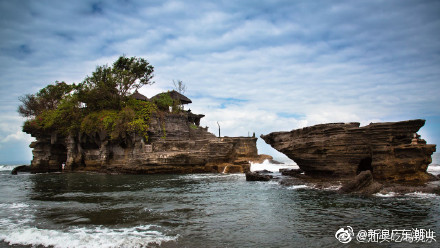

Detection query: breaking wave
(0, 202), (178, 248)
(250, 159), (298, 172)
(427, 165), (440, 175)
(0, 165), (15, 171)
(0, 224), (178, 248)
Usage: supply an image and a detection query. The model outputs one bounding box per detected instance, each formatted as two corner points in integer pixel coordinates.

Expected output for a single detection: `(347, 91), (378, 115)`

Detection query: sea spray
(250, 159), (299, 172)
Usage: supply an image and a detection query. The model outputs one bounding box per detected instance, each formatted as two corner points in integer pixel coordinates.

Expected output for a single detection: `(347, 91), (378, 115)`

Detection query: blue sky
(0, 0), (439, 163)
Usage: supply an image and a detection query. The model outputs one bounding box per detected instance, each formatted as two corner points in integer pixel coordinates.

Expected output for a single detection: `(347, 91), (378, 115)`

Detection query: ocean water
(0, 162), (439, 248)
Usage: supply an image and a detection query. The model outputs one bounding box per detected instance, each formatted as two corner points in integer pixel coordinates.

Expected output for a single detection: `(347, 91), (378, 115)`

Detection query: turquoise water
(0, 164), (439, 247)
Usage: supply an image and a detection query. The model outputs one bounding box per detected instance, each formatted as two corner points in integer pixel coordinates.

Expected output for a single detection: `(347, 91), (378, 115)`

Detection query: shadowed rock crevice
(357, 157), (373, 175)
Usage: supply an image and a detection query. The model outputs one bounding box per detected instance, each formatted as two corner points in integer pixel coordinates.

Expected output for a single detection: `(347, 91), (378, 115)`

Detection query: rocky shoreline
(246, 167), (440, 196)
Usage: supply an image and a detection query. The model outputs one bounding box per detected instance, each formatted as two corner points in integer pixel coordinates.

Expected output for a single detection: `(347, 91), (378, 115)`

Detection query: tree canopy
(77, 56), (154, 111)
(18, 81), (75, 118)
(18, 56), (161, 140)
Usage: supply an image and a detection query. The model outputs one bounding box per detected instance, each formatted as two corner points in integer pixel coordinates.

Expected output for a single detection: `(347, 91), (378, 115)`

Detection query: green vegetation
(189, 124), (198, 130)
(19, 56), (168, 141)
(152, 92), (174, 111)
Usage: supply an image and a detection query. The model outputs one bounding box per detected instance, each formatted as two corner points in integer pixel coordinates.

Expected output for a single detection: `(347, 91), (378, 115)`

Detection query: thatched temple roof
(130, 90), (149, 101)
(152, 90), (192, 105)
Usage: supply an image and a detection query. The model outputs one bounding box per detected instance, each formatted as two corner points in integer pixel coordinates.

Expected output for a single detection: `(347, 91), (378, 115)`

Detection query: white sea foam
(0, 202), (30, 209)
(0, 165), (15, 171)
(287, 185), (310, 190)
(8, 202), (29, 209)
(427, 165), (440, 175)
(404, 192), (440, 198)
(250, 159), (299, 173)
(374, 192), (439, 198)
(0, 224), (178, 248)
(318, 185), (342, 191)
(374, 192), (397, 198)
(0, 202), (177, 247)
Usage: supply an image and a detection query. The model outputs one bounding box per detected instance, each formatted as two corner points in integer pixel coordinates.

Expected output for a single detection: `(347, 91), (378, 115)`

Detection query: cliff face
(261, 119), (436, 181)
(29, 113), (261, 174)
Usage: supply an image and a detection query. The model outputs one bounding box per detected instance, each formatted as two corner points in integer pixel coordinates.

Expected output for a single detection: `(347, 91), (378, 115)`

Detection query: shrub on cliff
(153, 92), (174, 111)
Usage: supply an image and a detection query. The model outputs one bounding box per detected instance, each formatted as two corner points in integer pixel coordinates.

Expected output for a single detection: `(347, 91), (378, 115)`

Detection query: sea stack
(261, 119), (436, 182)
(25, 91), (265, 174)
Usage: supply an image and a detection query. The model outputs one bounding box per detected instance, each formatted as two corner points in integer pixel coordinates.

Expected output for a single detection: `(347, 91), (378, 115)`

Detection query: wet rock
(279, 168), (303, 176)
(269, 159), (283, 164)
(11, 165), (31, 175)
(245, 171), (273, 181)
(339, 170), (382, 195)
(254, 169), (273, 174)
(261, 119), (436, 182)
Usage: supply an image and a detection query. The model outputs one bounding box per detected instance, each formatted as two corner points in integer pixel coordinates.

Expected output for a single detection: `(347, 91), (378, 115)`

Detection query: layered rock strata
(261, 119), (436, 182)
(28, 112), (263, 174)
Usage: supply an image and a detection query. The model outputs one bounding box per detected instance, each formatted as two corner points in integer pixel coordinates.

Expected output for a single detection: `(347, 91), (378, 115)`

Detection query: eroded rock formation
(261, 119), (436, 182)
(28, 112), (264, 174)
(338, 170), (383, 195)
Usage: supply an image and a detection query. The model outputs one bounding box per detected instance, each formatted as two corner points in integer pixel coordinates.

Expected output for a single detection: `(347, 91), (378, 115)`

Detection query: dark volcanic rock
(279, 168), (303, 176)
(245, 171), (273, 181)
(261, 119), (436, 182)
(339, 170), (382, 195)
(11, 165), (31, 175)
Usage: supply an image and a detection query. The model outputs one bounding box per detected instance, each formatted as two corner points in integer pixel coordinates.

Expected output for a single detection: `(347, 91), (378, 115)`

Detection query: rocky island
(260, 119), (439, 195)
(19, 56), (266, 174)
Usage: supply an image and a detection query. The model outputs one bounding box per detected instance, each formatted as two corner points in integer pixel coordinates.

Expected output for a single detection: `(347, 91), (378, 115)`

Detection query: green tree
(78, 65), (120, 111)
(153, 92), (174, 111)
(77, 55), (155, 111)
(113, 56), (155, 97)
(18, 81), (75, 118)
(19, 55), (157, 140)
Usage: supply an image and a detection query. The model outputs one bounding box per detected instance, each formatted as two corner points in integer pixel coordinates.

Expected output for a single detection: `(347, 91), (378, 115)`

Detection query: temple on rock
(27, 90), (267, 174)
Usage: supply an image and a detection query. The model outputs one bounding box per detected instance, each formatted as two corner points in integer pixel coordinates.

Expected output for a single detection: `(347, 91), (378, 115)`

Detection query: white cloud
(0, 0), (439, 162)
(0, 130), (34, 144)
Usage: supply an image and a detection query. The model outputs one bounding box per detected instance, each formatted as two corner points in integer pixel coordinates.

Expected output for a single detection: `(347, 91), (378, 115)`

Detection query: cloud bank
(1, 0), (439, 162)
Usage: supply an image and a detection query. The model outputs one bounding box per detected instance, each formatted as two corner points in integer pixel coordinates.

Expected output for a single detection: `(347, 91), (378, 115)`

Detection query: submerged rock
(245, 171), (273, 181)
(279, 168), (303, 176)
(254, 169), (273, 174)
(261, 119), (436, 182)
(11, 165), (31, 175)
